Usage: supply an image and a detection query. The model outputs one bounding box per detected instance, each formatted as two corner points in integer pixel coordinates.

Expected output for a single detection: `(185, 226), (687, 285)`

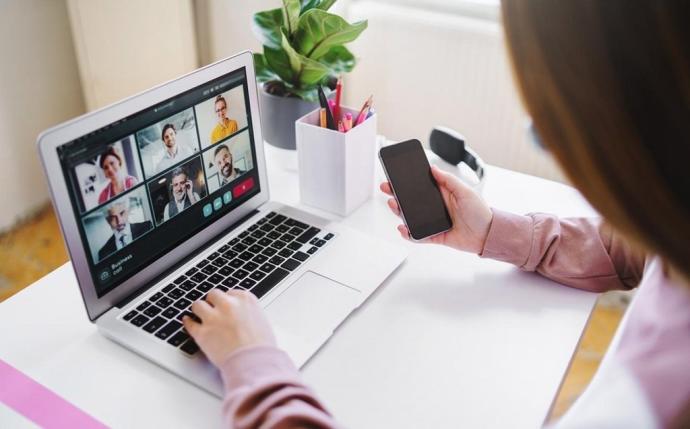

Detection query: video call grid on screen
(57, 68), (261, 297)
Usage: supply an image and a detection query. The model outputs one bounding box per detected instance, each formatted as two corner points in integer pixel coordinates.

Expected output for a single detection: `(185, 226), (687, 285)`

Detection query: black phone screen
(379, 139), (452, 240)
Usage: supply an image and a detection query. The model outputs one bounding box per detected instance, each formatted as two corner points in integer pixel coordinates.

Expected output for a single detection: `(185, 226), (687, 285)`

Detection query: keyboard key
(180, 280), (196, 291)
(253, 254), (268, 264)
(287, 241), (302, 251)
(185, 290), (202, 301)
(310, 238), (320, 245)
(240, 278), (256, 288)
(258, 216), (269, 224)
(242, 236), (257, 245)
(176, 310), (197, 322)
(123, 310), (137, 321)
(293, 251), (309, 262)
(136, 301), (151, 311)
(180, 339), (199, 355)
(155, 321), (182, 340)
(197, 281), (214, 292)
(243, 261), (259, 271)
(324, 233), (334, 240)
(233, 243), (248, 252)
(269, 214), (286, 225)
(216, 285), (229, 292)
(167, 331), (189, 347)
(261, 247), (277, 256)
(269, 256), (285, 265)
(249, 244), (263, 254)
(271, 240), (287, 249)
(201, 265), (218, 275)
(293, 220), (308, 229)
(238, 251), (255, 261)
(259, 224), (274, 232)
(315, 239), (327, 247)
(229, 259), (244, 268)
(260, 263), (276, 273)
(307, 246), (318, 254)
(144, 305), (163, 317)
(296, 227), (320, 244)
(238, 230), (249, 239)
(248, 224), (258, 231)
(258, 238), (272, 247)
(251, 268), (289, 299)
(173, 275), (187, 285)
(218, 266), (234, 277)
(222, 277), (239, 288)
(174, 298), (191, 310)
(191, 273), (207, 283)
(251, 230), (265, 239)
(185, 267), (198, 276)
(157, 296), (174, 308)
(168, 288), (184, 299)
(143, 316), (166, 333)
(285, 218), (297, 226)
(162, 283), (175, 293)
(223, 249), (238, 259)
(131, 314), (150, 327)
(229, 237), (239, 245)
(289, 226), (304, 236)
(162, 307), (178, 319)
(218, 244), (230, 253)
(266, 211), (277, 218)
(196, 260), (209, 268)
(208, 252), (220, 260)
(234, 269), (249, 279)
(276, 224), (289, 233)
(278, 248), (293, 258)
(208, 274), (224, 284)
(281, 259), (301, 271)
(212, 257), (228, 268)
(250, 271), (266, 281)
(267, 231), (281, 240)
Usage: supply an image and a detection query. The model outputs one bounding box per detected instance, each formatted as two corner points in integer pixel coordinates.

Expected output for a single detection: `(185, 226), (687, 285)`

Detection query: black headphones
(429, 126), (486, 190)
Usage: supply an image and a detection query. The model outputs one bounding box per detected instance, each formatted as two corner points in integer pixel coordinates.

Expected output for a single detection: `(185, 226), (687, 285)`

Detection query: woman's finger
(387, 198), (401, 216)
(379, 182), (393, 196)
(190, 299), (214, 321)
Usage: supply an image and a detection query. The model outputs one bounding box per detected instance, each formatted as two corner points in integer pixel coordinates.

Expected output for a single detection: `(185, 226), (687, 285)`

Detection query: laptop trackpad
(266, 271), (361, 339)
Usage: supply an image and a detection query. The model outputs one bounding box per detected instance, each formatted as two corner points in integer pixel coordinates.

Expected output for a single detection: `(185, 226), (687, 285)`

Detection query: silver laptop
(37, 51), (406, 397)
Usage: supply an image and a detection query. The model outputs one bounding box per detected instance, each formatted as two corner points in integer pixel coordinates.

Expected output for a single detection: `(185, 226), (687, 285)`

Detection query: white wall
(67, 0), (199, 110)
(0, 0), (86, 231)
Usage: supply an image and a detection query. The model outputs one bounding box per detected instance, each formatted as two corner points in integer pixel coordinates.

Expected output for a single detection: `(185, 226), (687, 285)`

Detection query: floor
(0, 204), (627, 422)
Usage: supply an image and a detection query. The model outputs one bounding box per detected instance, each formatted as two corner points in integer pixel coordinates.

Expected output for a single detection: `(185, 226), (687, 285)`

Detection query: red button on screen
(233, 177), (254, 198)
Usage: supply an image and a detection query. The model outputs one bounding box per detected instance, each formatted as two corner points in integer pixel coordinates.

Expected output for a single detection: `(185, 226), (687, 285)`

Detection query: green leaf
(319, 45), (355, 73)
(316, 0), (337, 10)
(252, 8), (284, 49)
(282, 0), (300, 36)
(280, 30), (330, 86)
(300, 0), (336, 13)
(264, 46), (296, 84)
(286, 86), (320, 102)
(294, 10), (367, 60)
(253, 53), (280, 83)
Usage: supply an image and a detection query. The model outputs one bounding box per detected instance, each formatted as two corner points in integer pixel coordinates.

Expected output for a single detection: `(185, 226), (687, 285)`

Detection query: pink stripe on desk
(0, 359), (108, 429)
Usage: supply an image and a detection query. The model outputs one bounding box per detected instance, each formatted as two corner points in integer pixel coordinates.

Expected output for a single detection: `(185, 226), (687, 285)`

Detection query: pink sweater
(218, 210), (690, 428)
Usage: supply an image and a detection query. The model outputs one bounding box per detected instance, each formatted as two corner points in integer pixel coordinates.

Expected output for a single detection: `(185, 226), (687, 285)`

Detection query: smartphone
(379, 139), (452, 240)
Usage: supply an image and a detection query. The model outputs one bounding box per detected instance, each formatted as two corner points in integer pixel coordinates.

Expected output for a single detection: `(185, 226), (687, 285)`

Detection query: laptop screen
(57, 68), (261, 298)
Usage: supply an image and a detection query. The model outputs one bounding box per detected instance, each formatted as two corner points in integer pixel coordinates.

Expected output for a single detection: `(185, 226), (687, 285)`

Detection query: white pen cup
(295, 106), (377, 217)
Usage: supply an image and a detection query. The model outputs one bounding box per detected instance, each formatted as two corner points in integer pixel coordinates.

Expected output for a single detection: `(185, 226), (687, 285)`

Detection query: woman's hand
(183, 289), (276, 367)
(380, 165), (494, 254)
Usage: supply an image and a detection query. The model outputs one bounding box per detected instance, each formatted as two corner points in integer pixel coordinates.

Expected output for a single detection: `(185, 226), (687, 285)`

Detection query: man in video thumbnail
(156, 124), (194, 172)
(210, 95), (238, 144)
(163, 167), (200, 221)
(98, 201), (153, 260)
(214, 144), (245, 187)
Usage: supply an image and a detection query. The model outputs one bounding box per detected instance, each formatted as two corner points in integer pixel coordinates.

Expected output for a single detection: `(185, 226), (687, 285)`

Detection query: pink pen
(343, 112), (353, 131)
(354, 96), (373, 126)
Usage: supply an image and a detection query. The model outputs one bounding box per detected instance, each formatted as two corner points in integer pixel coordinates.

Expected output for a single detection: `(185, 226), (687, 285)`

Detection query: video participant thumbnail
(136, 108), (201, 178)
(81, 186), (154, 263)
(194, 85), (248, 148)
(147, 156), (208, 225)
(71, 136), (144, 212)
(202, 129), (254, 194)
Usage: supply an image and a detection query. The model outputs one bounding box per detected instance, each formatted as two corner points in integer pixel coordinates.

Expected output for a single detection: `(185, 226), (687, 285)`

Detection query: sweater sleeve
(218, 345), (341, 429)
(479, 209), (646, 292)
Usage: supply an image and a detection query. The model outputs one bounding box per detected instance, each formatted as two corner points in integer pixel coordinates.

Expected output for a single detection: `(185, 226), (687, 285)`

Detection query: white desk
(0, 145), (599, 428)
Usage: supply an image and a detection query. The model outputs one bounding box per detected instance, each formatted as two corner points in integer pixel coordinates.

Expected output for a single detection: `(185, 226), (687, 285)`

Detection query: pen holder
(296, 106), (377, 216)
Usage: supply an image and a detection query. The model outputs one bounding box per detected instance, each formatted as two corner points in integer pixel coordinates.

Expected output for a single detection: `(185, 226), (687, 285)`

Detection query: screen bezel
(379, 139), (452, 241)
(37, 51), (270, 321)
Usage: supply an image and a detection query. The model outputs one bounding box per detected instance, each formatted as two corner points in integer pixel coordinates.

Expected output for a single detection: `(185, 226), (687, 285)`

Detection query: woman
(182, 2), (690, 427)
(97, 145), (137, 204)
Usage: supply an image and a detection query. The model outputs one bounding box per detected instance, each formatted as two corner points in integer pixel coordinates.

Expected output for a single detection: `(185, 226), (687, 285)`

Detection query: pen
(355, 95), (373, 126)
(334, 77), (342, 122)
(318, 86), (336, 130)
(343, 112), (352, 131)
(328, 99), (335, 116)
(319, 108), (326, 128)
(338, 120), (345, 132)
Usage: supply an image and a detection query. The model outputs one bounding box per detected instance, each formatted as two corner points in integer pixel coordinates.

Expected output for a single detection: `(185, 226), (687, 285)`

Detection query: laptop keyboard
(120, 211), (335, 356)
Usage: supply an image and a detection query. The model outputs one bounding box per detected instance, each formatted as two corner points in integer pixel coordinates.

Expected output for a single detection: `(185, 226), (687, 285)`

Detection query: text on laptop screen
(57, 68), (260, 297)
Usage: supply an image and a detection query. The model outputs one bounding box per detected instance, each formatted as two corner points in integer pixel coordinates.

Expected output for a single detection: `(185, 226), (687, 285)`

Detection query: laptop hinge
(114, 209), (260, 309)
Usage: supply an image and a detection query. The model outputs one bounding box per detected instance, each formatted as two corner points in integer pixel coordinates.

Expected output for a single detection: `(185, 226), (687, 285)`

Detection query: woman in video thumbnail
(210, 95), (238, 144)
(98, 145), (138, 204)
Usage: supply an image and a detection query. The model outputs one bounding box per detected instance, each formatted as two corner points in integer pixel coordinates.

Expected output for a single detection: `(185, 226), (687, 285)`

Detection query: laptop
(37, 51), (406, 397)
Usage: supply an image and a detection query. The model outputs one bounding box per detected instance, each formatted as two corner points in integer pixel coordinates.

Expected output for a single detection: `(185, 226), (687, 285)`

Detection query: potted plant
(253, 0), (367, 149)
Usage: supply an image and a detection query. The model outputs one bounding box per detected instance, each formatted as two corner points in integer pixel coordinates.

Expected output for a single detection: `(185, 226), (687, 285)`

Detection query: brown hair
(215, 95), (227, 109)
(501, 1), (690, 282)
(99, 145), (122, 169)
